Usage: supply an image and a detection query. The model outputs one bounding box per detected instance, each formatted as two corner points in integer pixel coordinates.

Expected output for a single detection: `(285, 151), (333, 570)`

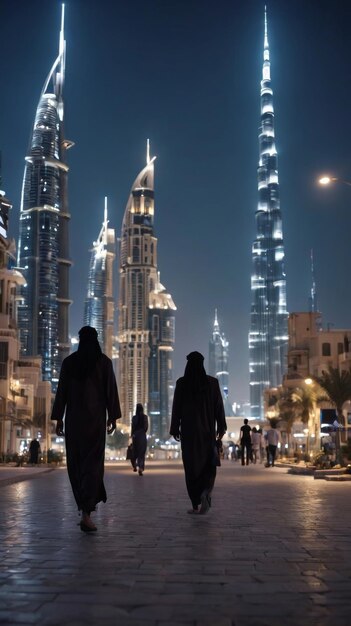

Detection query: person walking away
(266, 423), (280, 467)
(170, 351), (227, 515)
(251, 427), (261, 464)
(131, 403), (148, 475)
(51, 326), (121, 532)
(240, 419), (252, 466)
(29, 438), (41, 465)
(258, 428), (265, 463)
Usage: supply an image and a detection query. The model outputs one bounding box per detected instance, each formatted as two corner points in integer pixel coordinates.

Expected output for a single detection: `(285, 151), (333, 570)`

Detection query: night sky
(2, 0), (351, 405)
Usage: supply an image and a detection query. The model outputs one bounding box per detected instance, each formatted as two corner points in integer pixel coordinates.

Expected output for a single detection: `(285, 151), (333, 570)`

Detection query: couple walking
(51, 330), (226, 530)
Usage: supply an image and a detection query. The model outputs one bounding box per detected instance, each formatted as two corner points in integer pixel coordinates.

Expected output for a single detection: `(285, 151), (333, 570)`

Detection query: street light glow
(319, 176), (333, 185)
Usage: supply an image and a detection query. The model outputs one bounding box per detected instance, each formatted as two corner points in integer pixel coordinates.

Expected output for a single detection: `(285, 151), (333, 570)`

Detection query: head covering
(136, 403), (144, 415)
(70, 326), (102, 380)
(183, 351), (208, 393)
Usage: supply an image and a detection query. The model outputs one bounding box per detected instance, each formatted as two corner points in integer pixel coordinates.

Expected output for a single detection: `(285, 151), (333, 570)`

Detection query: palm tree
(315, 366), (351, 465)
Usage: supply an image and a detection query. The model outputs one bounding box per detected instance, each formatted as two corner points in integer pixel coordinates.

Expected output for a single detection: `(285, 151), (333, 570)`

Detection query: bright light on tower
(319, 176), (332, 185)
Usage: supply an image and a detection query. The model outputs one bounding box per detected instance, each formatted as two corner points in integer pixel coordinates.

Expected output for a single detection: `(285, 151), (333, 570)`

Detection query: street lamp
(318, 175), (351, 187)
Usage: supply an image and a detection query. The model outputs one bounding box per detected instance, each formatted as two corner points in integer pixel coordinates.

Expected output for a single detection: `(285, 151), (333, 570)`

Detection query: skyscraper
(117, 143), (176, 438)
(249, 8), (288, 419)
(209, 310), (232, 417)
(17, 5), (72, 388)
(84, 198), (116, 358)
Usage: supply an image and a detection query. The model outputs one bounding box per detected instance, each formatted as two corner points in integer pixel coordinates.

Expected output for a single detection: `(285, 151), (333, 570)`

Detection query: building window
(337, 342), (343, 355)
(0, 341), (8, 379)
(322, 342), (331, 357)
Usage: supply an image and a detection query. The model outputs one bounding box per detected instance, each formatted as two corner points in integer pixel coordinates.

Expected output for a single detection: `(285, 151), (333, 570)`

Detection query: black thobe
(51, 353), (121, 513)
(170, 375), (227, 508)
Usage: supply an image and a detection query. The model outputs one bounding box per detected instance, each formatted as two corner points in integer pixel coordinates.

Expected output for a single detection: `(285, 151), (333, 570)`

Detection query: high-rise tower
(209, 310), (232, 416)
(117, 143), (176, 437)
(84, 198), (116, 358)
(17, 5), (72, 388)
(249, 8), (288, 419)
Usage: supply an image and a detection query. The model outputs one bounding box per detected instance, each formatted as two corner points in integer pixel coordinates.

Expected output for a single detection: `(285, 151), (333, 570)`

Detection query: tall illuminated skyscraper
(84, 198), (116, 358)
(209, 310), (232, 416)
(249, 8), (288, 419)
(17, 5), (73, 389)
(118, 142), (176, 438)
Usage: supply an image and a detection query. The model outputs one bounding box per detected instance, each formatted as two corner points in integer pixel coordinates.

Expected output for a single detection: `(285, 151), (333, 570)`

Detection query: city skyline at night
(2, 0), (351, 406)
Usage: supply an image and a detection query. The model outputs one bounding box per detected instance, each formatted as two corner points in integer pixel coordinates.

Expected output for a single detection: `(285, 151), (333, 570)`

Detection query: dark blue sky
(2, 0), (351, 403)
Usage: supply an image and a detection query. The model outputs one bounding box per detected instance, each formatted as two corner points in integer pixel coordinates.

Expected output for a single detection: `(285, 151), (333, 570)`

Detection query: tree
(291, 386), (317, 425)
(315, 366), (351, 465)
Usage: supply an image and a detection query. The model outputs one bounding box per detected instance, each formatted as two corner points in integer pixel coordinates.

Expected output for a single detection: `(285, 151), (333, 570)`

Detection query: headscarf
(70, 326), (102, 380)
(183, 351), (208, 393)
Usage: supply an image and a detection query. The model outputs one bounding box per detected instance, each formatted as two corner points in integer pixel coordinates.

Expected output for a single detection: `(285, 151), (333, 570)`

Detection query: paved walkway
(1, 460), (351, 626)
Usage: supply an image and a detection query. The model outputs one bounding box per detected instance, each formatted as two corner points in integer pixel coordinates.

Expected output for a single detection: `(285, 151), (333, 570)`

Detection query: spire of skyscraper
(84, 197), (116, 358)
(117, 145), (176, 438)
(209, 310), (232, 416)
(17, 4), (73, 388)
(248, 8), (288, 419)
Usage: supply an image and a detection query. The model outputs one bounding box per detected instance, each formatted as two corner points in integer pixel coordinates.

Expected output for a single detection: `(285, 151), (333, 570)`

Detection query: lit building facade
(0, 185), (51, 457)
(84, 198), (116, 358)
(117, 144), (176, 438)
(17, 6), (73, 389)
(249, 9), (288, 419)
(209, 310), (232, 416)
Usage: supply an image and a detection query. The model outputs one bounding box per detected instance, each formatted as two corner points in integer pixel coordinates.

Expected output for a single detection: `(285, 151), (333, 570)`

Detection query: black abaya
(170, 375), (226, 508)
(51, 352), (121, 513)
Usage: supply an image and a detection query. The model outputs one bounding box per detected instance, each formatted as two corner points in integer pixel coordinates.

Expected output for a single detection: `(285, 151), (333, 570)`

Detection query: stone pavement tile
(0, 610), (40, 623)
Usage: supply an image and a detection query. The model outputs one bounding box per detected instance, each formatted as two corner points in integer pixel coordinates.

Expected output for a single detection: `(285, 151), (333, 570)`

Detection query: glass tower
(17, 5), (72, 389)
(117, 142), (176, 438)
(84, 198), (116, 358)
(209, 310), (232, 417)
(249, 8), (288, 419)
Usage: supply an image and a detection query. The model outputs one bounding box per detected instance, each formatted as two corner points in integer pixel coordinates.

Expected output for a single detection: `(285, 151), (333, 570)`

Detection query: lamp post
(318, 175), (351, 187)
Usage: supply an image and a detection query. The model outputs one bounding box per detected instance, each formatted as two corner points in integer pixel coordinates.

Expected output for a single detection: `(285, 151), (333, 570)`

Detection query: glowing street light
(318, 175), (351, 187)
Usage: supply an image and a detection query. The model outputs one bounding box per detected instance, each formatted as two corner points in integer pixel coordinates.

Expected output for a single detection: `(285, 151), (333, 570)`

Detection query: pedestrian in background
(240, 419), (252, 466)
(170, 351), (226, 515)
(29, 438), (41, 465)
(258, 428), (265, 463)
(266, 422), (280, 467)
(251, 427), (261, 464)
(51, 326), (121, 532)
(131, 403), (148, 476)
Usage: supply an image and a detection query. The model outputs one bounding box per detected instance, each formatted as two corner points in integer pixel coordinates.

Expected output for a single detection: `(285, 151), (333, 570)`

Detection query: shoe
(80, 514), (97, 532)
(133, 467), (137, 472)
(138, 470), (143, 476)
(187, 508), (199, 514)
(80, 521), (97, 532)
(199, 490), (211, 515)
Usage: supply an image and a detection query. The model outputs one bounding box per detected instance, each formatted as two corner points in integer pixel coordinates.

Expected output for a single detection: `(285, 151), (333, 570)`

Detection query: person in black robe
(51, 326), (121, 532)
(131, 403), (148, 475)
(29, 439), (41, 464)
(170, 351), (227, 515)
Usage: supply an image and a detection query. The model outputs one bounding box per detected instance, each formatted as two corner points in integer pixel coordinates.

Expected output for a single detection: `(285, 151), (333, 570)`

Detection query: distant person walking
(266, 423), (280, 467)
(29, 438), (41, 465)
(131, 403), (148, 476)
(170, 351), (226, 515)
(251, 427), (261, 464)
(240, 419), (252, 466)
(51, 326), (121, 532)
